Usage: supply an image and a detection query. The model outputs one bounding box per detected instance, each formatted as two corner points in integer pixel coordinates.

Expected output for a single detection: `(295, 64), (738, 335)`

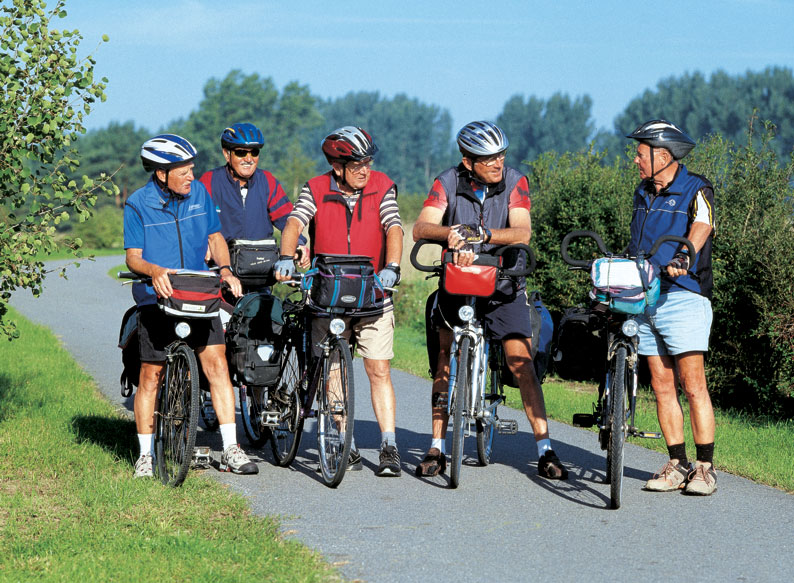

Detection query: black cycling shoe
(347, 448), (363, 471)
(538, 450), (568, 480)
(375, 445), (401, 477)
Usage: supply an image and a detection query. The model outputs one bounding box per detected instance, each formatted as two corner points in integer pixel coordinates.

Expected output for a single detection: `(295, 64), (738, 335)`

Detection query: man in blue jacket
(627, 120), (717, 496)
(124, 134), (257, 478)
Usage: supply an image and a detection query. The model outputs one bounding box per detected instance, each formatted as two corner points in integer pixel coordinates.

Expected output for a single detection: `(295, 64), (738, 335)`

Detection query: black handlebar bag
(159, 273), (222, 318)
(303, 254), (383, 311)
(230, 238), (279, 287)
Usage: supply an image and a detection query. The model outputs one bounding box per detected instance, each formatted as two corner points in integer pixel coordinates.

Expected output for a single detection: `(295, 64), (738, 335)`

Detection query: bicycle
(118, 270), (221, 486)
(411, 239), (535, 488)
(560, 230), (694, 509)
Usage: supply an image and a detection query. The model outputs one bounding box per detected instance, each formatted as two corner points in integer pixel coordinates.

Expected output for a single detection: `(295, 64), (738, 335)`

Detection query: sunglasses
(232, 148), (260, 158)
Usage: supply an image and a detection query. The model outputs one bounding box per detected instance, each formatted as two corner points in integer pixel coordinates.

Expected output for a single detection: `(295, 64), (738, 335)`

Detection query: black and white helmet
(140, 134), (198, 172)
(626, 119), (696, 160)
(456, 121), (509, 157)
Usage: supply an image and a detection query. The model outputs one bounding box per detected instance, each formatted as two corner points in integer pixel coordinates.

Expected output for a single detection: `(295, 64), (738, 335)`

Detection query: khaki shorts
(311, 309), (395, 360)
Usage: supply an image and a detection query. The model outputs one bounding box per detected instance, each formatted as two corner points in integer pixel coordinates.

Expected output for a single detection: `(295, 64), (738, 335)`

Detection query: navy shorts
(431, 288), (534, 340)
(137, 305), (225, 362)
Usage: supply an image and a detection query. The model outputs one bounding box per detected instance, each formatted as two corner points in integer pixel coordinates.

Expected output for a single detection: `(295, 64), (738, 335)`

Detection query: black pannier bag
(302, 254), (383, 311)
(551, 306), (607, 382)
(226, 292), (284, 387)
(159, 272), (222, 318)
(229, 238), (279, 287)
(118, 305), (139, 396)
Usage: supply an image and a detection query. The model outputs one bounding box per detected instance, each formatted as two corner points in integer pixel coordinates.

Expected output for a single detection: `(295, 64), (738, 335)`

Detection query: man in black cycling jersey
(124, 134), (257, 478)
(413, 121), (568, 480)
(274, 126), (404, 477)
(627, 120), (717, 496)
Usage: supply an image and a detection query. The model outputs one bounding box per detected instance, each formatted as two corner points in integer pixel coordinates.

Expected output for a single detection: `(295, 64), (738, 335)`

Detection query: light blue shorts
(635, 291), (713, 356)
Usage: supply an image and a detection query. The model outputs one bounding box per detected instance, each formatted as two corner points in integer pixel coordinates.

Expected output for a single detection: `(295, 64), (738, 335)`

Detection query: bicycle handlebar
(409, 238), (537, 277)
(560, 230), (696, 268)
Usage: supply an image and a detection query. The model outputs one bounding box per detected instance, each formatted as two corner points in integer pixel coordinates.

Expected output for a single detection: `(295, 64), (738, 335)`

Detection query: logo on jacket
(189, 203), (202, 211)
(666, 199), (677, 207)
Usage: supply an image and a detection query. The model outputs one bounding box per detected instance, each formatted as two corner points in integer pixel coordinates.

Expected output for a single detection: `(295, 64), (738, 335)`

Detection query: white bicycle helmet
(456, 121), (509, 157)
(140, 134), (198, 172)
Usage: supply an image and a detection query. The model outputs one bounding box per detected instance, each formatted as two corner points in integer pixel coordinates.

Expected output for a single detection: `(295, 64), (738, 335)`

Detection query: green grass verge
(0, 307), (337, 583)
(393, 324), (794, 493)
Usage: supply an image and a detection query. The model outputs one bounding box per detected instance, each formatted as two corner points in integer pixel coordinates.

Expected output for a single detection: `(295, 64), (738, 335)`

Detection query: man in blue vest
(124, 134), (257, 478)
(627, 120), (717, 496)
(275, 126), (404, 477)
(413, 121), (568, 480)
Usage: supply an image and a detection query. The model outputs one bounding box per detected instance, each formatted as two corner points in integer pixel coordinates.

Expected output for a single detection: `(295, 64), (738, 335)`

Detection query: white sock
(431, 437), (445, 455)
(536, 438), (552, 458)
(138, 433), (153, 457)
(220, 423), (237, 451)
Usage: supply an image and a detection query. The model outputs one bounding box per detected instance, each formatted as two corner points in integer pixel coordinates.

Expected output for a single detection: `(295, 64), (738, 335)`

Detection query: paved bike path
(10, 256), (794, 583)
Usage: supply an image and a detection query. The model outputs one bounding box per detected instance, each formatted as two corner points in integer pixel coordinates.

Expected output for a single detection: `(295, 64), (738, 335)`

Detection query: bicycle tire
(450, 336), (471, 488)
(269, 342), (305, 466)
(476, 347), (499, 466)
(317, 338), (355, 488)
(239, 384), (269, 448)
(155, 343), (199, 487)
(608, 345), (628, 509)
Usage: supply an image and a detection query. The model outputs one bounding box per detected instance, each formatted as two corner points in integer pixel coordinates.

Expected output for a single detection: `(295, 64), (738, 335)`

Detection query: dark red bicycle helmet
(321, 126), (378, 164)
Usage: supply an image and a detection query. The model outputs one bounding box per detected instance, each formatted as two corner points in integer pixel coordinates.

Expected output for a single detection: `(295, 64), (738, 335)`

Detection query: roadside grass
(0, 308), (337, 583)
(392, 324), (794, 493)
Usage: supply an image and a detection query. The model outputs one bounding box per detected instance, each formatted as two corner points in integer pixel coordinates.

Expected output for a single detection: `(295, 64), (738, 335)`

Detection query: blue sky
(62, 0), (794, 136)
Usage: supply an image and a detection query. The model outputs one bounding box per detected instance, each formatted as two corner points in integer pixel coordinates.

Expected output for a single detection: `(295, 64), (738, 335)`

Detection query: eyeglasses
(473, 153), (506, 167)
(346, 159), (373, 174)
(232, 148), (260, 158)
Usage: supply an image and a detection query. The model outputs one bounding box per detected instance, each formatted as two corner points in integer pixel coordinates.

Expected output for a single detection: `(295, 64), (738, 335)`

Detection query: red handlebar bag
(442, 251), (501, 297)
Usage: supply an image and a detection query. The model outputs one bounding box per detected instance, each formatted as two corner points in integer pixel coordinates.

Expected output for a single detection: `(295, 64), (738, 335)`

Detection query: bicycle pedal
(572, 413), (595, 428)
(633, 429), (663, 439)
(191, 446), (212, 469)
(497, 419), (518, 435)
(259, 410), (281, 427)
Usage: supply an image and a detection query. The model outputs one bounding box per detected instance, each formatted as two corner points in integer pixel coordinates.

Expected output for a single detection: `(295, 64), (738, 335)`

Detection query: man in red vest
(276, 126), (403, 477)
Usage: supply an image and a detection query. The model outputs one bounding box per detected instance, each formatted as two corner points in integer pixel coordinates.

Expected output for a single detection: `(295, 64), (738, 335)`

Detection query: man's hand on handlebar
(448, 224), (481, 266)
(274, 256), (296, 281)
(151, 266), (178, 298)
(666, 252), (690, 278)
(219, 267), (242, 298)
(295, 245), (311, 269)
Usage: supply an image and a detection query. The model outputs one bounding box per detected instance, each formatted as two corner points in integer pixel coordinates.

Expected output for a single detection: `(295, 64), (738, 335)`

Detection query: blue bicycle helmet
(140, 134), (198, 172)
(221, 123), (265, 149)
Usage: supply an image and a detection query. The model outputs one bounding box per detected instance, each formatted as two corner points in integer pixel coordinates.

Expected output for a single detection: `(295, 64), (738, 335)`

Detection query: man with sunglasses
(275, 126), (404, 477)
(412, 121), (568, 480)
(199, 123), (307, 269)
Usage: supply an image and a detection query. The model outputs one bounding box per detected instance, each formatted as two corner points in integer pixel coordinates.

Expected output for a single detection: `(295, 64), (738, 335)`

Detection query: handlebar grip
(560, 230), (609, 267)
(117, 271), (137, 279)
(494, 243), (536, 277)
(410, 239), (445, 273)
(648, 235), (696, 260)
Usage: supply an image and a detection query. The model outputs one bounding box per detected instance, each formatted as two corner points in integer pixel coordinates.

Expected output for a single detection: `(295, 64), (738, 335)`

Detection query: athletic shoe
(376, 445), (401, 477)
(134, 453), (153, 478)
(684, 461), (717, 496)
(644, 459), (690, 491)
(347, 448), (363, 471)
(219, 444), (258, 475)
(415, 448), (446, 477)
(538, 450), (568, 480)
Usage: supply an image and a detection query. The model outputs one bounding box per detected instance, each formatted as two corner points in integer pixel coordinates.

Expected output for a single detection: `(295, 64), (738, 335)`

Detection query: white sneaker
(219, 445), (258, 475)
(134, 454), (154, 478)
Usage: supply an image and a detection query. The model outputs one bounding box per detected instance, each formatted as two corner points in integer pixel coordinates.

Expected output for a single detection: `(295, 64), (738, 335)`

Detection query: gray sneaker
(644, 459), (690, 491)
(684, 461), (717, 495)
(134, 453), (153, 478)
(219, 445), (258, 475)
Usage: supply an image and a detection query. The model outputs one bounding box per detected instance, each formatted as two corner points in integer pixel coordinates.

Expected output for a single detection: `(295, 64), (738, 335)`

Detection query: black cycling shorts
(430, 288), (534, 340)
(137, 304), (224, 362)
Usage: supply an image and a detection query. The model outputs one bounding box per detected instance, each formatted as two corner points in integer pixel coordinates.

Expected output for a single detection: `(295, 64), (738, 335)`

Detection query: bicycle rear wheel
(239, 384), (269, 448)
(270, 343), (305, 466)
(155, 343), (199, 487)
(476, 347), (500, 466)
(317, 338), (355, 488)
(608, 346), (628, 509)
(450, 336), (471, 488)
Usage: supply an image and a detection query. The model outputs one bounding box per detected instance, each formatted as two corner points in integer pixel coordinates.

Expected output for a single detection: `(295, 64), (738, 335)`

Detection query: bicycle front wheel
(608, 345), (628, 509)
(155, 343), (199, 487)
(317, 338), (355, 488)
(450, 336), (471, 488)
(270, 343), (305, 466)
